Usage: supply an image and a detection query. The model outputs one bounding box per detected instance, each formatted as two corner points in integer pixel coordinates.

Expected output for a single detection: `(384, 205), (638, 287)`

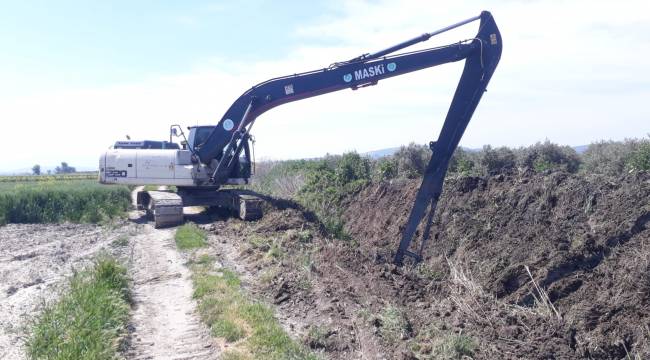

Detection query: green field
(0, 178), (130, 225)
(0, 172), (98, 183)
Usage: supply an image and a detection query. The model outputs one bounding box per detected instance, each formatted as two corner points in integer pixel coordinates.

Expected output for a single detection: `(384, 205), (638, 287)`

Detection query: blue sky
(0, 1), (331, 96)
(1, 0), (649, 172)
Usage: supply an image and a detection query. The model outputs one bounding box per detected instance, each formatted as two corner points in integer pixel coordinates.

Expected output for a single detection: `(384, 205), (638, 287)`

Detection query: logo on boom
(342, 62), (397, 83)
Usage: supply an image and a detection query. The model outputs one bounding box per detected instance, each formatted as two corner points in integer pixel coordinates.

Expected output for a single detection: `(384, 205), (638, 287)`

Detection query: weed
(415, 263), (444, 281)
(212, 318), (247, 342)
(259, 266), (280, 285)
(111, 235), (130, 247)
(357, 307), (372, 321)
(431, 333), (477, 359)
(190, 260), (315, 359)
(296, 273), (313, 291)
(266, 242), (283, 260)
(378, 305), (411, 343)
(196, 254), (214, 265)
(192, 273), (221, 298)
(175, 223), (207, 250)
(248, 235), (272, 251)
(305, 325), (329, 349)
(411, 324), (477, 360)
(26, 257), (130, 359)
(221, 350), (251, 360)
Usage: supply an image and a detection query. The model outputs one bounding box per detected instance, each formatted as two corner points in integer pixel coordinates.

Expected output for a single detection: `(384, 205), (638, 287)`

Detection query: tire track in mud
(125, 188), (217, 360)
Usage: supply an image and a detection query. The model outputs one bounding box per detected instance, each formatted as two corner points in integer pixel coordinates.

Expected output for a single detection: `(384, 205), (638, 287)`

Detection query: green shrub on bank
(27, 256), (130, 359)
(479, 145), (516, 175)
(298, 152), (371, 238)
(394, 143), (430, 179)
(249, 137), (650, 240)
(0, 181), (130, 225)
(516, 140), (581, 173)
(582, 137), (650, 174)
(627, 141), (650, 171)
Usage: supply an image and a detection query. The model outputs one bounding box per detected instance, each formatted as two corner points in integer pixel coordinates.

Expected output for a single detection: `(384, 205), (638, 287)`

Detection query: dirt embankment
(343, 171), (650, 358)
(205, 171), (649, 359)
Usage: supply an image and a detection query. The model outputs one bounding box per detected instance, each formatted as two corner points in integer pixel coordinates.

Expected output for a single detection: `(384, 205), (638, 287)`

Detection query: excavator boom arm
(196, 11), (502, 265)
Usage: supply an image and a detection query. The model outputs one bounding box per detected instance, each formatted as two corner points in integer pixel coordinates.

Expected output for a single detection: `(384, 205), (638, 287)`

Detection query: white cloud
(1, 0), (649, 171)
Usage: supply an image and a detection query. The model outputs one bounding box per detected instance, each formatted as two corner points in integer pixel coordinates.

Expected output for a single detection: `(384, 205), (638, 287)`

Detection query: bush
(394, 143), (430, 179)
(478, 145), (516, 175)
(582, 140), (630, 175)
(252, 160), (311, 198)
(627, 140), (650, 172)
(375, 157), (398, 180)
(448, 148), (478, 176)
(581, 137), (650, 175)
(298, 152), (371, 238)
(517, 140), (581, 173)
(335, 152), (371, 184)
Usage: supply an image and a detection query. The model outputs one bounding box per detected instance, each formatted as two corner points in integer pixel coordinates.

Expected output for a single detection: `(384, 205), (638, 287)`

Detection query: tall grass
(26, 256), (130, 360)
(0, 180), (130, 225)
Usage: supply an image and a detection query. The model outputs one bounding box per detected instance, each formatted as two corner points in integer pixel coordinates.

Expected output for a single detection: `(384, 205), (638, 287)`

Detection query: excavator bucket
(394, 11), (502, 265)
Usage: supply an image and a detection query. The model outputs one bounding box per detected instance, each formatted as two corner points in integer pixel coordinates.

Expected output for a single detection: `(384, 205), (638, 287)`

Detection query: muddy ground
(201, 171), (650, 359)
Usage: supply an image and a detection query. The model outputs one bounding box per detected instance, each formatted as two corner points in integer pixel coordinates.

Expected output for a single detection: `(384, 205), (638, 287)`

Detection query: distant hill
(573, 145), (589, 154)
(363, 147), (401, 159)
(364, 144), (589, 159)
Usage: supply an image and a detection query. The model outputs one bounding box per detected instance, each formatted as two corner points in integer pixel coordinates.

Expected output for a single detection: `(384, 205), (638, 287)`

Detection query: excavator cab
(183, 125), (254, 182)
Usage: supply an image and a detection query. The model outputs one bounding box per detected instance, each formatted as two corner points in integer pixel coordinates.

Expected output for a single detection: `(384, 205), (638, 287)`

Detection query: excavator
(99, 11), (502, 265)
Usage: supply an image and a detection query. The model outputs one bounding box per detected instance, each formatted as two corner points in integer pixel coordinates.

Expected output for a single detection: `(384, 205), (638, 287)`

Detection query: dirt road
(124, 222), (217, 359)
(0, 186), (218, 359)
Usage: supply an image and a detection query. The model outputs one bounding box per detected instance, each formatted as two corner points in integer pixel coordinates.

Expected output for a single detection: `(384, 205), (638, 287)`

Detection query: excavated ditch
(204, 171), (649, 359)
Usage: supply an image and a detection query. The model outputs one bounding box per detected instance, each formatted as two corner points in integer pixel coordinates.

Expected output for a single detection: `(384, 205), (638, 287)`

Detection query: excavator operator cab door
(187, 126), (216, 151)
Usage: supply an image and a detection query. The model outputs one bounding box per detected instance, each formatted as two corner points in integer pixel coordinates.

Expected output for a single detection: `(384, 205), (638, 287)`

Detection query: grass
(111, 235), (130, 247)
(189, 256), (316, 360)
(431, 333), (477, 359)
(0, 173), (98, 183)
(175, 223), (207, 250)
(26, 256), (130, 359)
(409, 324), (477, 360)
(378, 305), (411, 343)
(0, 179), (130, 225)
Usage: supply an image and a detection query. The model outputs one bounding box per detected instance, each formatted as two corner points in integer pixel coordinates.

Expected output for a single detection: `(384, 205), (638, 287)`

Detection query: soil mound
(205, 172), (649, 359)
(343, 171), (650, 358)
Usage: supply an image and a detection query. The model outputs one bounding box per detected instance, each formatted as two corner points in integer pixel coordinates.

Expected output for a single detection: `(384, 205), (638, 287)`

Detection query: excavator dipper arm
(196, 11), (502, 265)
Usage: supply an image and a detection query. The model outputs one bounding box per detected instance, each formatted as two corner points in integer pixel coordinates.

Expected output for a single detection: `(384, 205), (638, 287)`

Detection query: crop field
(0, 177), (130, 225)
(0, 172), (98, 183)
